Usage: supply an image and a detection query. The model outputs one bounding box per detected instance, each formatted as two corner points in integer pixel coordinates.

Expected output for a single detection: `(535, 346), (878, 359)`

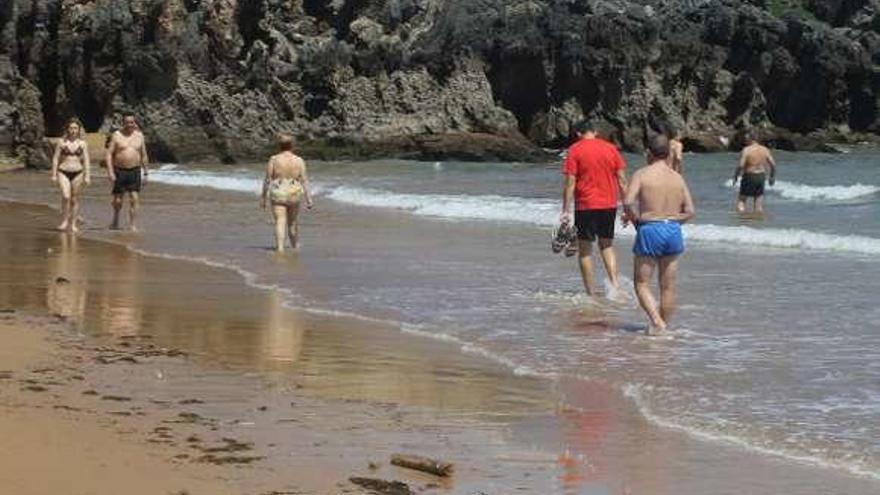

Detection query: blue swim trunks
(633, 220), (685, 258)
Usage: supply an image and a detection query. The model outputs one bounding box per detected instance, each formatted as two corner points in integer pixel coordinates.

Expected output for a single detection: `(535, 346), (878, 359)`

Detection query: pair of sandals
(551, 221), (579, 257)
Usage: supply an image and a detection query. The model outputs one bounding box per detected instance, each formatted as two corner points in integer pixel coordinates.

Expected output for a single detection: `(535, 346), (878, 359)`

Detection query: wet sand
(2, 170), (879, 494)
(0, 315), (237, 495)
(0, 200), (565, 494)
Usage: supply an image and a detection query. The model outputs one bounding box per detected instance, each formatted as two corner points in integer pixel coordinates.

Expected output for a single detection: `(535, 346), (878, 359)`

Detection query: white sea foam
(152, 166), (261, 194)
(774, 181), (880, 201)
(726, 178), (879, 202)
(329, 186), (880, 255)
(326, 186), (559, 225)
(623, 383), (880, 481)
(684, 224), (880, 255)
(149, 168), (880, 255)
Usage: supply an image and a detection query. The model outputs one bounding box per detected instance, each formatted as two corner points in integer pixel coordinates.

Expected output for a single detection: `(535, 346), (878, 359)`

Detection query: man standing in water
(261, 135), (313, 252)
(106, 114), (150, 231)
(561, 120), (628, 298)
(733, 132), (776, 213)
(623, 135), (695, 335)
(667, 127), (684, 174)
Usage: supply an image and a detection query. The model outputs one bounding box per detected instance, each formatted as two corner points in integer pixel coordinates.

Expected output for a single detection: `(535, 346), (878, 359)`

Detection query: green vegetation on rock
(767, 0), (817, 21)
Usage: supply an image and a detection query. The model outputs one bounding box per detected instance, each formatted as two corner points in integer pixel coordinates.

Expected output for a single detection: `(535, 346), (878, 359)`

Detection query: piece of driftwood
(390, 454), (454, 477)
(348, 477), (413, 495)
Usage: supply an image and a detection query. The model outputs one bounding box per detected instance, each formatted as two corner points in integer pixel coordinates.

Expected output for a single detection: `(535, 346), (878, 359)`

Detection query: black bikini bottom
(60, 169), (82, 182)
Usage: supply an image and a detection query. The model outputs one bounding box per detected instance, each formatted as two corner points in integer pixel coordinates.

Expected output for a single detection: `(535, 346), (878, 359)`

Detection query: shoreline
(0, 200), (568, 494)
(1, 173), (880, 492)
(12, 127), (880, 171)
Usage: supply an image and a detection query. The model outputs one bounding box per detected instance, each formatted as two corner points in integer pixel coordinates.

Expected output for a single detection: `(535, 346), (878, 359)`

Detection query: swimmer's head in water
(64, 119), (82, 139)
(122, 113), (138, 133)
(277, 134), (294, 151)
(647, 134), (670, 161)
(743, 130), (757, 144)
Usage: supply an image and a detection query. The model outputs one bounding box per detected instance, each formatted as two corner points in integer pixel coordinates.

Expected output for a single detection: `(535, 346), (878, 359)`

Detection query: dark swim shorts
(574, 208), (617, 241)
(739, 172), (766, 198)
(112, 167), (142, 195)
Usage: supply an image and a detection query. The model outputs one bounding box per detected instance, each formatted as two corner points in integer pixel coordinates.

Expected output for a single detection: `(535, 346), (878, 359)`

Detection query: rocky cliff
(1, 0), (879, 165)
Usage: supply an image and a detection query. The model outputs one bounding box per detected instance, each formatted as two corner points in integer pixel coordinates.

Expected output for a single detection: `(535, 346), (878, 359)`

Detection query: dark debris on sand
(348, 477), (413, 495)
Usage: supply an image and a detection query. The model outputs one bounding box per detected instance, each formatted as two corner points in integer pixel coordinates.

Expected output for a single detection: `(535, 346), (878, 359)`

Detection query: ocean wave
(152, 166), (261, 194)
(326, 186), (559, 225)
(623, 383), (880, 481)
(774, 181), (879, 201)
(150, 168), (880, 255)
(329, 186), (880, 255)
(725, 178), (879, 202)
(684, 224), (880, 255)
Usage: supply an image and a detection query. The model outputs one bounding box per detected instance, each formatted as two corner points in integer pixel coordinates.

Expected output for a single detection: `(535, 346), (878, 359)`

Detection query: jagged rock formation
(1, 0), (878, 166)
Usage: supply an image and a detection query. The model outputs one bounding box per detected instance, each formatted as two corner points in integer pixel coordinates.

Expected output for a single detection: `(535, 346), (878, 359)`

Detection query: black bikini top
(60, 144), (83, 157)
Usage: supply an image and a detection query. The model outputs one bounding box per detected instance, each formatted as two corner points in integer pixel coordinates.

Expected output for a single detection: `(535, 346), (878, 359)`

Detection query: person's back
(633, 162), (689, 221)
(623, 135), (695, 335)
(741, 143), (773, 173)
(666, 129), (684, 174)
(566, 138), (625, 211)
(261, 135), (313, 252)
(269, 151), (306, 181)
(560, 120), (628, 298)
(734, 135), (776, 213)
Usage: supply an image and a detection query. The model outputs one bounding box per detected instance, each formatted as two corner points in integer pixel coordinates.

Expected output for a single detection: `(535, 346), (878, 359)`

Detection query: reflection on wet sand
(46, 234), (88, 324)
(0, 202), (552, 417)
(94, 243), (143, 338)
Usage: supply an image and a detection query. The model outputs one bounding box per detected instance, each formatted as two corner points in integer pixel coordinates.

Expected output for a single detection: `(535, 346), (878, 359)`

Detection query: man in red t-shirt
(560, 120), (628, 297)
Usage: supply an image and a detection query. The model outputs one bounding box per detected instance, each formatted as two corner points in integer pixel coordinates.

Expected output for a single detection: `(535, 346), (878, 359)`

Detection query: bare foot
(71, 225), (81, 235)
(646, 319), (667, 336)
(128, 225), (139, 233)
(56, 222), (69, 232)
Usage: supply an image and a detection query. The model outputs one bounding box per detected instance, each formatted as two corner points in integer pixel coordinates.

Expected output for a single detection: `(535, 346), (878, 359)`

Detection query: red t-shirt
(562, 138), (626, 210)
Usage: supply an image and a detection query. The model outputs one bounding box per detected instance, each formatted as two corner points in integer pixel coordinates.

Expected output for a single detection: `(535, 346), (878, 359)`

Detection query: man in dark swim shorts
(106, 114), (150, 231)
(733, 133), (777, 213)
(111, 167), (142, 195)
(560, 120), (628, 298)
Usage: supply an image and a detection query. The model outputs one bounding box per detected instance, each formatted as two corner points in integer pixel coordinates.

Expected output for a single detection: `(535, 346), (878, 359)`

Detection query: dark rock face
(1, 0), (879, 166)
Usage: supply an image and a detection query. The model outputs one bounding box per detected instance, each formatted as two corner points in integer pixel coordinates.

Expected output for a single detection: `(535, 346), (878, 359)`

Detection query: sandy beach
(2, 166), (879, 494)
(0, 314), (237, 495)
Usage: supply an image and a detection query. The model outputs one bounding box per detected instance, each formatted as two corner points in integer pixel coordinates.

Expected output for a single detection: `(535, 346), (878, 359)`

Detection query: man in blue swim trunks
(622, 135), (696, 335)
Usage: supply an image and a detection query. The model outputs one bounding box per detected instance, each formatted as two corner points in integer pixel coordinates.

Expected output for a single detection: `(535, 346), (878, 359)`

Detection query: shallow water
(145, 151), (880, 480)
(2, 148), (879, 492)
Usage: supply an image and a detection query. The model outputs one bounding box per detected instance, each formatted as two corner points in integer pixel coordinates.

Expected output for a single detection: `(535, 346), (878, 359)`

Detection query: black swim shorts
(739, 172), (766, 198)
(575, 208), (617, 241)
(112, 167), (142, 195)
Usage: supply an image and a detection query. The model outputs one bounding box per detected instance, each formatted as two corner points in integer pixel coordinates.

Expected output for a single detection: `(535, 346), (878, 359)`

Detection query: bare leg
(755, 195), (764, 213)
(597, 237), (619, 291)
(128, 191), (140, 231)
(286, 202), (301, 249)
(111, 194), (123, 229)
(633, 256), (666, 334)
(69, 176), (84, 234)
(57, 175), (72, 231)
(657, 255), (680, 325)
(577, 239), (595, 297)
(736, 195), (747, 213)
(272, 204), (288, 252)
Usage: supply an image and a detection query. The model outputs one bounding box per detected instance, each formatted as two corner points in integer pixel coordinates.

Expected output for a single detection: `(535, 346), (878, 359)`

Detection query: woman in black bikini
(50, 119), (91, 233)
